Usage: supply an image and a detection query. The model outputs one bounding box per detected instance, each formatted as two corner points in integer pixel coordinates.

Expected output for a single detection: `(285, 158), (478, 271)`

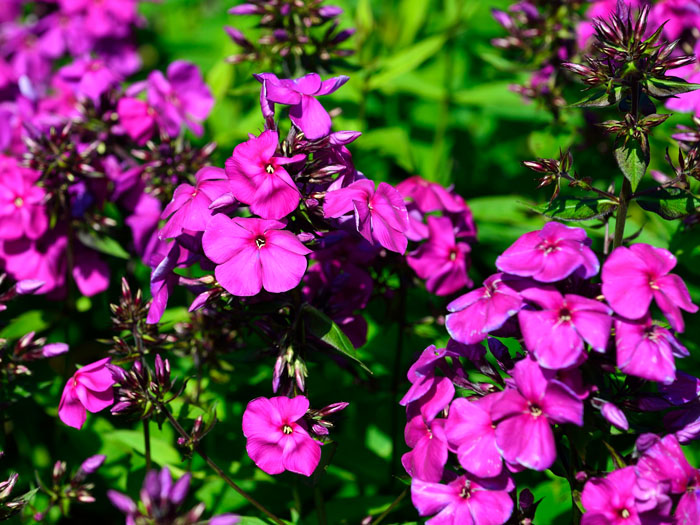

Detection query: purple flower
(602, 244), (697, 332)
(160, 167), (231, 239)
(445, 394), (504, 478)
(400, 346), (456, 422)
(650, 0), (700, 41)
(59, 0), (139, 38)
(147, 61), (214, 137)
(324, 179), (409, 254)
(242, 396), (321, 476)
(117, 97), (156, 145)
(58, 358), (115, 429)
(491, 357), (583, 470)
(407, 216), (472, 296)
(518, 286), (612, 369)
(0, 155), (47, 240)
(601, 402), (629, 431)
(615, 315), (688, 384)
(254, 72), (349, 140)
(224, 130), (304, 220)
(581, 467), (643, 525)
(445, 273), (524, 345)
(402, 416), (448, 482)
(202, 215), (311, 297)
(58, 56), (121, 104)
(411, 472), (514, 525)
(396, 176), (465, 213)
(495, 222), (599, 282)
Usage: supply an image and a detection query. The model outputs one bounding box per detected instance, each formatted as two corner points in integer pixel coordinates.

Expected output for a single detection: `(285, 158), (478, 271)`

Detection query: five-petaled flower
(58, 357), (115, 429)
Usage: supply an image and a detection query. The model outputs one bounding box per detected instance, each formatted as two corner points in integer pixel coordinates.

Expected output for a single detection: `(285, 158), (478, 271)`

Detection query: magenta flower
(445, 273), (524, 345)
(495, 222), (599, 282)
(615, 315), (688, 384)
(0, 155), (47, 240)
(202, 215), (311, 297)
(407, 216), (472, 296)
(602, 244), (697, 332)
(224, 130), (304, 220)
(402, 416), (448, 482)
(117, 97), (156, 145)
(396, 176), (465, 213)
(147, 61), (214, 137)
(581, 467), (643, 525)
(59, 0), (138, 38)
(254, 72), (349, 140)
(411, 473), (514, 525)
(400, 346), (456, 422)
(58, 56), (121, 104)
(445, 394), (503, 478)
(324, 179), (409, 254)
(58, 357), (115, 429)
(491, 357), (583, 470)
(160, 167), (231, 239)
(650, 0), (700, 41)
(518, 286), (612, 369)
(242, 396), (321, 476)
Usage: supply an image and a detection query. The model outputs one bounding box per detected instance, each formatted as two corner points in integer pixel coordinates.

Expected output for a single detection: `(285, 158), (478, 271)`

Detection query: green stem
(314, 486), (327, 525)
(371, 487), (407, 525)
(613, 82), (640, 249)
(143, 420), (151, 472)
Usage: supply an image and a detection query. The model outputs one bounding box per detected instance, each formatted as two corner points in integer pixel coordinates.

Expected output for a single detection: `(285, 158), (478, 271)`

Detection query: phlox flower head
(491, 357), (583, 470)
(224, 130), (304, 220)
(581, 467), (645, 525)
(411, 472), (514, 525)
(160, 167), (232, 239)
(58, 56), (121, 104)
(396, 175), (465, 214)
(0, 155), (47, 240)
(402, 415), (448, 483)
(255, 72), (348, 140)
(59, 0), (139, 38)
(602, 244), (697, 332)
(58, 357), (115, 429)
(324, 179), (409, 254)
(495, 221), (599, 283)
(242, 396), (321, 476)
(202, 215), (311, 297)
(117, 97), (157, 145)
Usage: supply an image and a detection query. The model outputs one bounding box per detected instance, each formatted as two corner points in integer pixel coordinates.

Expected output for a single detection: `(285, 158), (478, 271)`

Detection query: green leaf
(369, 35), (447, 90)
(636, 188), (700, 220)
(646, 76), (700, 98)
(530, 196), (617, 222)
(570, 87), (623, 108)
(302, 304), (372, 374)
(76, 230), (130, 259)
(0, 310), (50, 339)
(614, 139), (648, 192)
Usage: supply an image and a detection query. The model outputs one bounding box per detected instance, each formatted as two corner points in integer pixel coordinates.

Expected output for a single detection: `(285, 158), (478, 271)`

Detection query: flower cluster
(401, 221), (699, 524)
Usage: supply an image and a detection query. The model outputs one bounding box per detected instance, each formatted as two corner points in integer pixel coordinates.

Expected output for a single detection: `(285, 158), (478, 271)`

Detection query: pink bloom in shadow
(58, 357), (115, 429)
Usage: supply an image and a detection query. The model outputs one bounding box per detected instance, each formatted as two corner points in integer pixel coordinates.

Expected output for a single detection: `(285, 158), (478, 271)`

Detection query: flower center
(282, 424), (293, 435)
(449, 249), (458, 262)
(459, 482), (471, 499)
(191, 189), (198, 198)
(14, 197), (23, 208)
(619, 508), (630, 519)
(255, 236), (266, 249)
(648, 278), (660, 290)
(529, 404), (543, 417)
(559, 307), (572, 322)
(539, 240), (558, 254)
(265, 164), (275, 174)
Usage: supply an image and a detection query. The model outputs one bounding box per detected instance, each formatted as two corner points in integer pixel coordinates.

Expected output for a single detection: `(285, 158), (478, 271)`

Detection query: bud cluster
(109, 355), (174, 419)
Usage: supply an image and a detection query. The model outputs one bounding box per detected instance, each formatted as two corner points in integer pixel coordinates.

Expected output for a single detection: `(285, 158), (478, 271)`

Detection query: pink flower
(117, 97), (156, 145)
(254, 73), (349, 140)
(400, 346), (456, 422)
(445, 273), (524, 345)
(496, 222), (599, 283)
(159, 167), (231, 239)
(602, 244), (697, 332)
(407, 216), (472, 296)
(615, 315), (688, 384)
(396, 176), (465, 213)
(58, 358), (115, 429)
(491, 357), (583, 470)
(202, 215), (311, 297)
(650, 0), (700, 41)
(324, 179), (409, 254)
(402, 416), (448, 482)
(242, 396), (321, 476)
(59, 0), (138, 38)
(445, 394), (503, 478)
(0, 155), (47, 240)
(581, 467), (642, 525)
(224, 130), (304, 220)
(518, 286), (612, 369)
(411, 473), (514, 525)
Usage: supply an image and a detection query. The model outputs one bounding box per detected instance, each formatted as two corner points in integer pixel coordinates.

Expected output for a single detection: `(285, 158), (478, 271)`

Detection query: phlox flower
(400, 345), (456, 422)
(254, 72), (349, 140)
(518, 286), (612, 369)
(602, 244), (697, 332)
(324, 179), (409, 254)
(58, 357), (115, 429)
(402, 416), (448, 482)
(242, 396), (321, 476)
(615, 315), (688, 384)
(117, 97), (156, 145)
(495, 221), (599, 282)
(396, 176), (465, 213)
(159, 167), (231, 239)
(58, 56), (121, 104)
(581, 467), (647, 525)
(650, 0), (700, 41)
(224, 130), (304, 220)
(445, 273), (524, 345)
(407, 216), (472, 296)
(58, 0), (139, 38)
(0, 155), (47, 240)
(411, 472), (514, 525)
(491, 357), (583, 470)
(202, 215), (311, 297)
